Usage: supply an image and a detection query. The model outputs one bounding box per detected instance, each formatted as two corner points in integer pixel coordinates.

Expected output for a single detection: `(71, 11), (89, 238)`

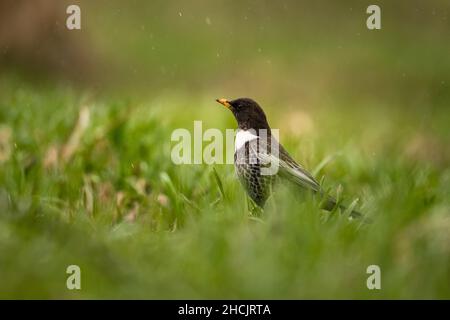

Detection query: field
(0, 0), (449, 299)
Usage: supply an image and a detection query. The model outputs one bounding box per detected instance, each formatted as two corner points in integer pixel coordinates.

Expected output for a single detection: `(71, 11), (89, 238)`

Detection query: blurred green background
(0, 0), (449, 298)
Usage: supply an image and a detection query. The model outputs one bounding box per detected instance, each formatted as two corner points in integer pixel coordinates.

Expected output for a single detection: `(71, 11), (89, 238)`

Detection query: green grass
(0, 75), (449, 299)
(1, 0), (450, 299)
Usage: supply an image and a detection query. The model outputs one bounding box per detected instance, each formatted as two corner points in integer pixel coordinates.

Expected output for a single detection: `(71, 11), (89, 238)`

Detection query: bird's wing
(248, 136), (322, 192)
(248, 136), (365, 220)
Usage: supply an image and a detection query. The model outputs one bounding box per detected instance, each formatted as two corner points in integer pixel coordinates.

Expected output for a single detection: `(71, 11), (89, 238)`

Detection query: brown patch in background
(0, 0), (97, 81)
(404, 133), (449, 168)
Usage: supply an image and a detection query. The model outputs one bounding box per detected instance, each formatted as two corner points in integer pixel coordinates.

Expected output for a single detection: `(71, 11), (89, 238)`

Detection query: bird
(215, 97), (362, 219)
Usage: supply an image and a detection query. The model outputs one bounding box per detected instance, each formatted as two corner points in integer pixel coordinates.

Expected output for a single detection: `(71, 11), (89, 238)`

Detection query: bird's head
(216, 98), (270, 131)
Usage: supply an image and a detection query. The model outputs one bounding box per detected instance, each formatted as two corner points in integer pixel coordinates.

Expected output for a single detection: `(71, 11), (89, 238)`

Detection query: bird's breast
(234, 129), (258, 152)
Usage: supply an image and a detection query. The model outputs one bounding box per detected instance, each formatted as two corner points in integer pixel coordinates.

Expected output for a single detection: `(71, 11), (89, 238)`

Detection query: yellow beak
(216, 98), (232, 110)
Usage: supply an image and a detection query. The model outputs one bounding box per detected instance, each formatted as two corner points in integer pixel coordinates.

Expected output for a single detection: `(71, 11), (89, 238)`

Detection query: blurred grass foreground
(0, 0), (449, 298)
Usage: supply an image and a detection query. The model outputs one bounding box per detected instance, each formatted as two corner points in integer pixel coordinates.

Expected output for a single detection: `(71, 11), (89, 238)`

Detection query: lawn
(0, 0), (449, 299)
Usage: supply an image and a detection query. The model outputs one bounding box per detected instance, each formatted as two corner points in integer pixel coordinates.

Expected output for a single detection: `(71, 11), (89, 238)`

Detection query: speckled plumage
(234, 137), (277, 207)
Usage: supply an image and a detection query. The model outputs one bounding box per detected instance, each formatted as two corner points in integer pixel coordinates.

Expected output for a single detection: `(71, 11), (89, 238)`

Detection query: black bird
(216, 97), (361, 219)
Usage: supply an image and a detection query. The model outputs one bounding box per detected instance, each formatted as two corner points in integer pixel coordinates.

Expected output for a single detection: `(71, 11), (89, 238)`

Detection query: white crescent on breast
(235, 129), (258, 152)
